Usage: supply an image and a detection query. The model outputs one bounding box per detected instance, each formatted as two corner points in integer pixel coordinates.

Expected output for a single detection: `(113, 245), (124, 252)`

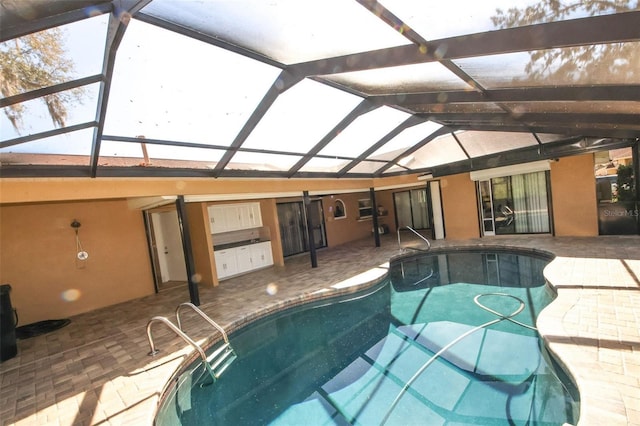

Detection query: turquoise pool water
(156, 249), (579, 425)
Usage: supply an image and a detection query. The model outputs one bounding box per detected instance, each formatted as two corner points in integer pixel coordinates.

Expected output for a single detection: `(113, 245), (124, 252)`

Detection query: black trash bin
(0, 284), (18, 362)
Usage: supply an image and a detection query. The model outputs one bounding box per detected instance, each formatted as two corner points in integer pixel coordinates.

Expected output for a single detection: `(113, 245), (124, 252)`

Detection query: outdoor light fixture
(71, 220), (89, 260)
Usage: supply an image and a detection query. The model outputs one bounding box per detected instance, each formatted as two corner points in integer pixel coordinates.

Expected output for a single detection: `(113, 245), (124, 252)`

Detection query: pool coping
(538, 259), (637, 426)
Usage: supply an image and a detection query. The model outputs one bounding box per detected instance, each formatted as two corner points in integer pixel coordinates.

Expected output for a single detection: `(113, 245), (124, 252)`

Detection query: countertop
(213, 239), (270, 251)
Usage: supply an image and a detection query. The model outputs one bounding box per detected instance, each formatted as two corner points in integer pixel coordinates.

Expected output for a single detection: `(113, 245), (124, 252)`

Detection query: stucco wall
(373, 189), (396, 234)
(258, 199), (285, 267)
(0, 158), (601, 324)
(439, 174), (480, 240)
(323, 192), (377, 247)
(185, 202), (216, 287)
(550, 154), (598, 236)
(0, 199), (155, 324)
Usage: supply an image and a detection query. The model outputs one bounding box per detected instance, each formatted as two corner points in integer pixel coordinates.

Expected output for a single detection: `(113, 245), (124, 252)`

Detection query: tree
(617, 164), (636, 201)
(0, 27), (83, 132)
(491, 1), (639, 85)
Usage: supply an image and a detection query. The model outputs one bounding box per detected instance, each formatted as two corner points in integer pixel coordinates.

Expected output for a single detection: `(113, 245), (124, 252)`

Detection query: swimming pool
(156, 249), (579, 425)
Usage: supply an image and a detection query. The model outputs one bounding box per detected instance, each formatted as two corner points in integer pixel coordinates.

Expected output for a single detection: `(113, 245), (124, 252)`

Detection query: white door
(152, 211), (187, 282)
(430, 181), (445, 240)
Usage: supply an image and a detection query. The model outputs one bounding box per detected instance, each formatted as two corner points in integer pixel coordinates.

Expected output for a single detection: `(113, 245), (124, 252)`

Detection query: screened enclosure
(1, 1), (639, 179)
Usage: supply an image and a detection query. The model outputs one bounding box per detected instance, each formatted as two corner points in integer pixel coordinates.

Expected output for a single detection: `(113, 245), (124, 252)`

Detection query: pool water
(156, 250), (579, 425)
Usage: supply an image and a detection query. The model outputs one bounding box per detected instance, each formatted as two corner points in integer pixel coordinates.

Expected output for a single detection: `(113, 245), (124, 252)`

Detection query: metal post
(303, 191), (318, 268)
(176, 195), (200, 306)
(370, 187), (380, 247)
(633, 141), (640, 234)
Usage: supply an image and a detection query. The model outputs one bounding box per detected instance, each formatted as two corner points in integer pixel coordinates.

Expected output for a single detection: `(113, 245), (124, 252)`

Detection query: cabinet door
(210, 203), (262, 233)
(214, 249), (238, 279)
(250, 242), (273, 269)
(224, 205), (242, 231)
(245, 203), (263, 228)
(237, 204), (251, 229)
(235, 203), (262, 229)
(208, 206), (228, 234)
(235, 246), (253, 273)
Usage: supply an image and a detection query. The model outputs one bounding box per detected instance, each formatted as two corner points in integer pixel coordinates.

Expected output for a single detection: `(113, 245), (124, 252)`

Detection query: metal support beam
(633, 141), (640, 203)
(374, 126), (452, 176)
(176, 195), (200, 306)
(287, 100), (379, 177)
(213, 70), (303, 176)
(337, 115), (426, 177)
(370, 188), (380, 248)
(371, 85), (640, 105)
(290, 12), (640, 77)
(91, 0), (153, 178)
(632, 141), (640, 235)
(303, 191), (318, 268)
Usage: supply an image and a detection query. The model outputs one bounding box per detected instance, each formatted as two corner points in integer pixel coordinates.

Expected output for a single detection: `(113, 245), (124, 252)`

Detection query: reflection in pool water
(156, 249), (579, 425)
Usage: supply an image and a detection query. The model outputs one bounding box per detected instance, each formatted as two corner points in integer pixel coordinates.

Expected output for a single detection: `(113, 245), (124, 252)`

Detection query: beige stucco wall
(439, 174), (480, 240)
(373, 188), (397, 234)
(184, 202), (217, 287)
(550, 154), (599, 236)
(0, 158), (602, 323)
(259, 199), (285, 267)
(323, 192), (377, 247)
(0, 199), (154, 325)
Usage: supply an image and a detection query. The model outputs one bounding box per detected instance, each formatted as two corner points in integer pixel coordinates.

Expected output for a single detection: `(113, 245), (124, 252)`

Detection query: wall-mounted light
(71, 220), (89, 260)
(417, 173), (434, 181)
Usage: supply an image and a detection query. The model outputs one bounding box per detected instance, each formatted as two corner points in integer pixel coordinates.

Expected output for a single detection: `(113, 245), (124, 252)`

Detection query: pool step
(207, 343), (237, 379)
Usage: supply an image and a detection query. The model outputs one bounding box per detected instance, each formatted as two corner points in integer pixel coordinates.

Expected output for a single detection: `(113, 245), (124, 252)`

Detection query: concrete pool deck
(1, 234), (639, 425)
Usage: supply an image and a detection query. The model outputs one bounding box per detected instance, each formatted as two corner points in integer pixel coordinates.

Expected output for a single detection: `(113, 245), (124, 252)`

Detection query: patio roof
(1, 0), (639, 179)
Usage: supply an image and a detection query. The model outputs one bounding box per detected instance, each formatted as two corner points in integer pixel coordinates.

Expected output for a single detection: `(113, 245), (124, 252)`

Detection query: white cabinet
(239, 203), (262, 229)
(214, 241), (273, 280)
(208, 205), (226, 234)
(223, 205), (242, 231)
(250, 241), (273, 269)
(214, 249), (239, 279)
(208, 202), (262, 234)
(235, 246), (253, 273)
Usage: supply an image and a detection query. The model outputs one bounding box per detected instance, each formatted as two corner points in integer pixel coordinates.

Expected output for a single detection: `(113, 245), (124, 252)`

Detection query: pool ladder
(396, 226), (434, 286)
(397, 226), (431, 252)
(146, 303), (236, 383)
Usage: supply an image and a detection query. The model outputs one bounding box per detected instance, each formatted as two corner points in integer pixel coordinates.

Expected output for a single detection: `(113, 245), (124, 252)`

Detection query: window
(333, 199), (346, 219)
(358, 198), (372, 218)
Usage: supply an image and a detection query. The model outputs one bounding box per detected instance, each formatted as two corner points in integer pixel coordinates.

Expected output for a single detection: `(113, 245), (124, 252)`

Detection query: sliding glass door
(394, 188), (430, 230)
(277, 200), (327, 257)
(511, 172), (550, 233)
(478, 171), (550, 236)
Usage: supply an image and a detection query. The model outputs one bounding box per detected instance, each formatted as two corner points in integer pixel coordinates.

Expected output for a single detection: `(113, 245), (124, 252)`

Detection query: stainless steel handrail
(397, 226), (431, 251)
(146, 316), (217, 382)
(176, 302), (230, 344)
(146, 316), (208, 361)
